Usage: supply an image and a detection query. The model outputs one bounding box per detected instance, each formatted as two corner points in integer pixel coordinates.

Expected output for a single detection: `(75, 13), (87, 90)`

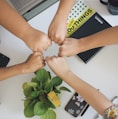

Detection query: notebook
(67, 0), (112, 63)
(8, 0), (59, 21)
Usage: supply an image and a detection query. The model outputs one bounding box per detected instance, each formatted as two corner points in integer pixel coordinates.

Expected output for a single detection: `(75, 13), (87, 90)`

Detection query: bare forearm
(0, 64), (25, 81)
(55, 0), (76, 21)
(0, 0), (31, 41)
(61, 71), (112, 115)
(79, 26), (118, 52)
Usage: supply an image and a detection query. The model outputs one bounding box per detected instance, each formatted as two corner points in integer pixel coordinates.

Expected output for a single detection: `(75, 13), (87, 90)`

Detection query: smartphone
(65, 92), (89, 117)
(0, 53), (10, 67)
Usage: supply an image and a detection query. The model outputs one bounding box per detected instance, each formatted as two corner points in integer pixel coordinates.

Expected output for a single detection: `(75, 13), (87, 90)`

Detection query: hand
(22, 52), (45, 73)
(46, 56), (70, 78)
(48, 15), (67, 45)
(24, 28), (52, 52)
(58, 38), (82, 56)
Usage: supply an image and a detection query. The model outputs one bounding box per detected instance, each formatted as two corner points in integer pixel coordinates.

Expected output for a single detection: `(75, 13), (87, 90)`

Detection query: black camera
(100, 0), (118, 15)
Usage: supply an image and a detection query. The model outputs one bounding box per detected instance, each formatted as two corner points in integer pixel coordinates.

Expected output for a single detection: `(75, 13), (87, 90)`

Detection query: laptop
(8, 0), (59, 21)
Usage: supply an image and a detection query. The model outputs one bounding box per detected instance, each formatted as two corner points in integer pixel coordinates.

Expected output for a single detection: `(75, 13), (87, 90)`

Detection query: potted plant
(22, 68), (71, 119)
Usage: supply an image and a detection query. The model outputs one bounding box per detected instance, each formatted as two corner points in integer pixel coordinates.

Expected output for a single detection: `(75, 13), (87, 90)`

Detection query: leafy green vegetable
(41, 109), (56, 119)
(24, 100), (36, 117)
(59, 86), (71, 92)
(27, 82), (37, 88)
(35, 68), (49, 83)
(44, 82), (53, 93)
(30, 91), (39, 98)
(23, 68), (71, 119)
(23, 82), (33, 97)
(53, 87), (61, 94)
(34, 102), (48, 116)
(51, 76), (62, 86)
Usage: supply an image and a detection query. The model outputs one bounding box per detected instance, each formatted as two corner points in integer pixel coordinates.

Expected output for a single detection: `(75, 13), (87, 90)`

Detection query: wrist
(55, 9), (69, 22)
(56, 0), (75, 21)
(60, 70), (72, 80)
(58, 14), (67, 21)
(19, 25), (34, 43)
(20, 26), (40, 49)
(17, 64), (27, 74)
(78, 37), (91, 53)
(16, 63), (29, 74)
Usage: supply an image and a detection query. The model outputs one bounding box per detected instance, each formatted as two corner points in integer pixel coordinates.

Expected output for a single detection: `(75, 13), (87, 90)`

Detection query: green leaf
(44, 82), (53, 93)
(51, 76), (62, 86)
(41, 109), (56, 119)
(37, 90), (45, 97)
(24, 99), (31, 107)
(59, 86), (71, 92)
(53, 88), (61, 94)
(46, 99), (56, 109)
(24, 100), (36, 117)
(34, 102), (48, 116)
(39, 94), (47, 102)
(35, 68), (49, 83)
(47, 71), (51, 79)
(27, 82), (38, 88)
(23, 82), (33, 97)
(30, 91), (39, 98)
(31, 77), (38, 83)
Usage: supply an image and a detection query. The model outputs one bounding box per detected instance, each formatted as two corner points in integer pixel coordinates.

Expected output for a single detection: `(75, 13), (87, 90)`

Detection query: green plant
(22, 68), (71, 119)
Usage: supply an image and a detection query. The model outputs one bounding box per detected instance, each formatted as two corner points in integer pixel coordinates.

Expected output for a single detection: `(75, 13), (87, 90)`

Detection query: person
(48, 5), (118, 118)
(48, 0), (118, 56)
(46, 56), (118, 119)
(48, 0), (76, 45)
(0, 52), (45, 81)
(58, 26), (118, 57)
(0, 0), (51, 52)
(0, 0), (51, 80)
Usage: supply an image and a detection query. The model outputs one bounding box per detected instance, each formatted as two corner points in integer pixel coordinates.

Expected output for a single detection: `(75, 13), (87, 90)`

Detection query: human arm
(48, 0), (76, 45)
(0, 52), (45, 81)
(59, 26), (118, 56)
(46, 56), (113, 116)
(0, 0), (51, 52)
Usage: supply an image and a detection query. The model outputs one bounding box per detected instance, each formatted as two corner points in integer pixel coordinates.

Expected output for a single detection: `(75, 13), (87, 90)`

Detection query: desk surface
(0, 0), (118, 119)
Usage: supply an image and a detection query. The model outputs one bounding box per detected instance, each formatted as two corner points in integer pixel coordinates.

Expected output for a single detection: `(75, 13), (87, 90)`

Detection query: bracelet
(103, 104), (118, 119)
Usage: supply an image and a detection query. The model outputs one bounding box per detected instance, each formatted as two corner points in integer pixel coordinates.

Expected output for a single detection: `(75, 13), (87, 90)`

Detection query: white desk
(0, 0), (118, 119)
